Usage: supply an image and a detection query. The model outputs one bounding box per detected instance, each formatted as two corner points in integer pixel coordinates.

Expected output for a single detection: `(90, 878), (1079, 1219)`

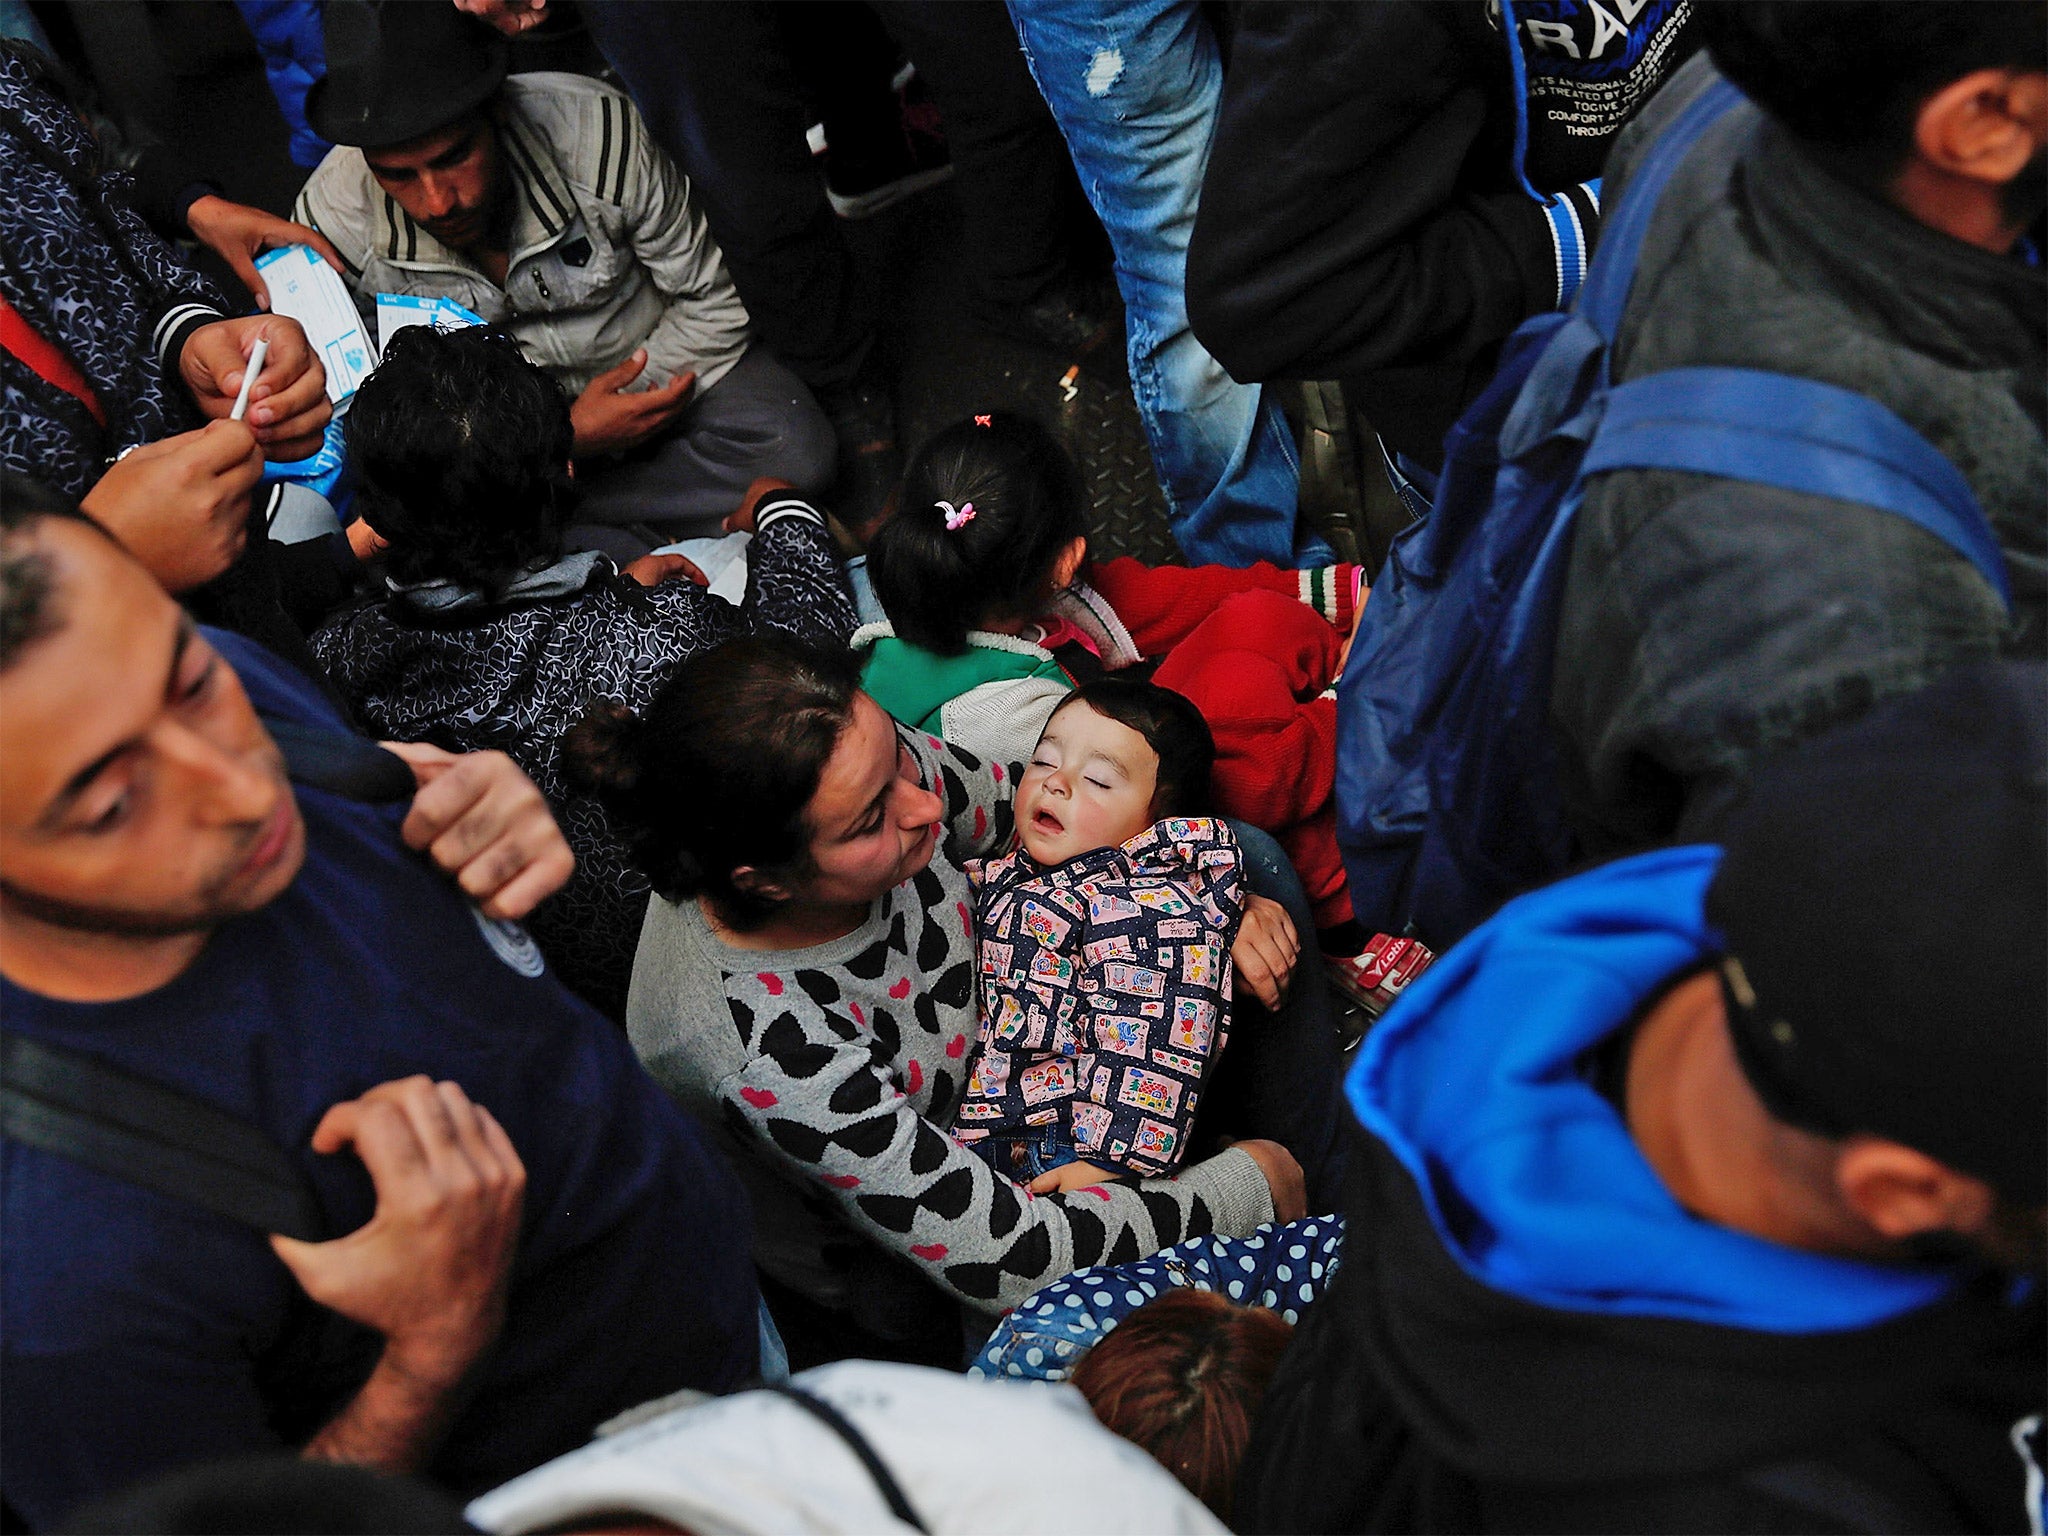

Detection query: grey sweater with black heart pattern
(625, 731), (1274, 1317)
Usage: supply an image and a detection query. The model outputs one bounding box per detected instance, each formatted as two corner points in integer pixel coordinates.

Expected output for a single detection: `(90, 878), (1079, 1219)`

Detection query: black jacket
(1237, 1124), (2045, 1535)
(1189, 0), (1694, 463)
(1551, 61), (2048, 857)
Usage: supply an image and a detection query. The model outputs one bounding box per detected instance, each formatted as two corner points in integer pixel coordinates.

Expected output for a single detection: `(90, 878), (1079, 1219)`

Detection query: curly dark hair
(345, 325), (577, 595)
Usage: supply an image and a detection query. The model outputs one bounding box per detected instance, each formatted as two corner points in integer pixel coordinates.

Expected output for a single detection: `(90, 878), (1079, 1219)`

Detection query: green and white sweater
(625, 731), (1274, 1317)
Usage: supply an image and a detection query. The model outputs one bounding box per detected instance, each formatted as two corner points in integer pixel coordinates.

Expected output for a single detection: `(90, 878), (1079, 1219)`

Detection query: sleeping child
(953, 678), (1244, 1191)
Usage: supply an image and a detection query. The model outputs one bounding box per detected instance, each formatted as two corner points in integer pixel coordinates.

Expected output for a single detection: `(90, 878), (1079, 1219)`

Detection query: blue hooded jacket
(1350, 842), (1950, 1334)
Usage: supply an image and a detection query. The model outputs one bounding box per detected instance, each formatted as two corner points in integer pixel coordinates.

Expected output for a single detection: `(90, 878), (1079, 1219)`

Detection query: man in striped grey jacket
(295, 5), (834, 547)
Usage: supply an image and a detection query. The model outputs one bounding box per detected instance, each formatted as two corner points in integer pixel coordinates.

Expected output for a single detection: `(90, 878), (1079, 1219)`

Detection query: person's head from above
(1018, 680), (1215, 868)
(1070, 1288), (1294, 1519)
(0, 476), (303, 1000)
(565, 636), (943, 935)
(307, 0), (513, 252)
(348, 325), (577, 595)
(868, 411), (1090, 655)
(1700, 1), (2047, 252)
(1632, 660), (2046, 1274)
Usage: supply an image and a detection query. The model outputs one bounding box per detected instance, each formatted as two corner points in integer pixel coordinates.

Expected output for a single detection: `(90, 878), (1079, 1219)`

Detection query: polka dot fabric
(970, 1215), (1346, 1381)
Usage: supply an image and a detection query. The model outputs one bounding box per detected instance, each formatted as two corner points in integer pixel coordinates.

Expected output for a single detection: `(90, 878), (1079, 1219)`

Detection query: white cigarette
(228, 338), (270, 422)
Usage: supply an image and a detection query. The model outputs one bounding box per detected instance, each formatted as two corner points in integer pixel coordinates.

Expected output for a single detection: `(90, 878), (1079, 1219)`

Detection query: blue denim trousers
(969, 1123), (1084, 1182)
(1008, 0), (1330, 570)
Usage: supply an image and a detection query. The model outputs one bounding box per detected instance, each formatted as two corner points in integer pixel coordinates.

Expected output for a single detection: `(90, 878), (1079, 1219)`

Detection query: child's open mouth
(1031, 807), (1065, 835)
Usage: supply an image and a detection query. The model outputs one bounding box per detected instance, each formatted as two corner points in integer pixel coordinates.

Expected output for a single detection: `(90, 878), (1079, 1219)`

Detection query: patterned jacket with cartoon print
(957, 819), (1245, 1177)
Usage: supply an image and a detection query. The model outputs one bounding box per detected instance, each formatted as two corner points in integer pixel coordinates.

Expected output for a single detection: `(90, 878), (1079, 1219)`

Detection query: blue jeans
(1008, 0), (1330, 570)
(970, 1124), (1085, 1181)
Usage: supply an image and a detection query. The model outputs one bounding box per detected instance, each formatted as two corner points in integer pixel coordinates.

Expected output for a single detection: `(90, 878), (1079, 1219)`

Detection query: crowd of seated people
(0, 1), (2041, 1533)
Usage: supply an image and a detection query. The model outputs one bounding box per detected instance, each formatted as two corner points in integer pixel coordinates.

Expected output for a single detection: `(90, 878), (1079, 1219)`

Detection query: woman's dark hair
(867, 411), (1089, 654)
(562, 635), (864, 928)
(1070, 1288), (1295, 1519)
(1701, 2), (2046, 186)
(1052, 677), (1216, 820)
(345, 325), (577, 595)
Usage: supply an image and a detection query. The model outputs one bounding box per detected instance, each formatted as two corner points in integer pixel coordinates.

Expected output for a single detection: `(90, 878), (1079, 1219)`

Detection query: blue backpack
(1334, 76), (2014, 948)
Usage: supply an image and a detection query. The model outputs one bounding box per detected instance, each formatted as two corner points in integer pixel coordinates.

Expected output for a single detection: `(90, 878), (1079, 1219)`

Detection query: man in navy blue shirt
(0, 485), (760, 1529)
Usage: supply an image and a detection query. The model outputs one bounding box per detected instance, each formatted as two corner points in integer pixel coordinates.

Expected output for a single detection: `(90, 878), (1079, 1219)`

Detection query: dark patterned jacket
(311, 496), (856, 1016)
(958, 818), (1244, 1178)
(0, 45), (225, 497)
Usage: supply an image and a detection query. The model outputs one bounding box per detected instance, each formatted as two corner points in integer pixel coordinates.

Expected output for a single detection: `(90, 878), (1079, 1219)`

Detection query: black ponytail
(868, 412), (1088, 654)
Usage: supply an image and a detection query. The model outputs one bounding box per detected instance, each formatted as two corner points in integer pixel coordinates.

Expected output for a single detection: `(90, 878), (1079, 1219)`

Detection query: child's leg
(1087, 556), (1363, 656)
(1275, 812), (1355, 933)
(1194, 822), (1347, 1213)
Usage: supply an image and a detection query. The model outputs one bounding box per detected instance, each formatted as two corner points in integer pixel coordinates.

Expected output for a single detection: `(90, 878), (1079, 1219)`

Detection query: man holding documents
(294, 3), (836, 547)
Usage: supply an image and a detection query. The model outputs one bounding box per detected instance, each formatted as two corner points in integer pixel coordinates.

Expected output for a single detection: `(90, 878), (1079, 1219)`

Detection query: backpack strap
(1577, 76), (1746, 342)
(266, 718), (418, 804)
(0, 1032), (326, 1241)
(1585, 366), (2013, 610)
(764, 1384), (932, 1534)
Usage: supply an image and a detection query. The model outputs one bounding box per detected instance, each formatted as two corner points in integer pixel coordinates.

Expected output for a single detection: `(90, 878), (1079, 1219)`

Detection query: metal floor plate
(851, 185), (1180, 566)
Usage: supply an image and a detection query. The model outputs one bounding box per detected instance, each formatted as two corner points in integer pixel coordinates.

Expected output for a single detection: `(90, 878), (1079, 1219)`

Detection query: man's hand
(1232, 895), (1301, 1010)
(1232, 1138), (1307, 1224)
(723, 476), (797, 535)
(184, 194), (348, 312)
(180, 314), (330, 460)
(619, 551), (709, 588)
(570, 349), (694, 458)
(80, 420), (263, 593)
(1027, 1159), (1120, 1195)
(383, 743), (575, 920)
(345, 518), (389, 561)
(278, 1077), (525, 1471)
(454, 0), (550, 35)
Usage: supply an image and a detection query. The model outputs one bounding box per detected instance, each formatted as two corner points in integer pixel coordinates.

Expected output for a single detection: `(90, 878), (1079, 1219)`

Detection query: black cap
(305, 1), (508, 152)
(1706, 660), (2048, 1206)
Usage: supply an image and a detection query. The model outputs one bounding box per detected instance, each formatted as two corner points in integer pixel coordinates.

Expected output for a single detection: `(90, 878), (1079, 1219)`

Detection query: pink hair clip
(974, 414), (992, 427)
(938, 499), (977, 531)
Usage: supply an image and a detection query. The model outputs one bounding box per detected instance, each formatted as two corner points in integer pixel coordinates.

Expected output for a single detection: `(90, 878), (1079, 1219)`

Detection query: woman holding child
(569, 635), (1332, 1366)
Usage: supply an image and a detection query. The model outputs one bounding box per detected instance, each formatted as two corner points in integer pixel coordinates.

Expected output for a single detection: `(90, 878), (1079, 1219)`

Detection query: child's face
(1018, 701), (1159, 866)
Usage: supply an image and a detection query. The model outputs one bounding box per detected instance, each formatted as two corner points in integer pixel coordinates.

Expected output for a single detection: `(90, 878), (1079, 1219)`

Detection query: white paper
(255, 245), (375, 403)
(651, 531), (752, 604)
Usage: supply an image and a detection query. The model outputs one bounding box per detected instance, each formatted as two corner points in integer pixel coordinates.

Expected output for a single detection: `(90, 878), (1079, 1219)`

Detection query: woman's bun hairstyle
(560, 696), (646, 804)
(566, 636), (864, 926)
